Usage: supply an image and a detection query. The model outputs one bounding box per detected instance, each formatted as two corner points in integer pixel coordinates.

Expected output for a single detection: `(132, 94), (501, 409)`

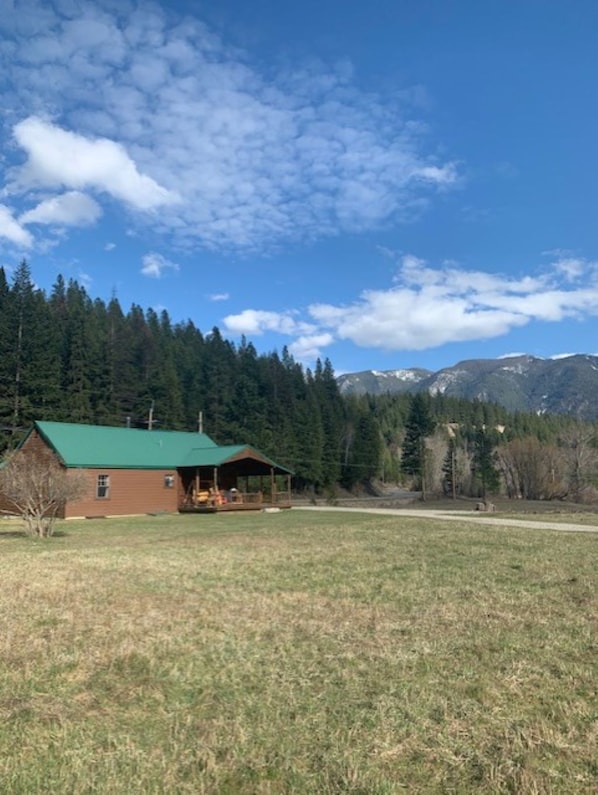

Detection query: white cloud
(289, 333), (334, 362)
(223, 254), (598, 361)
(0, 1), (457, 253)
(412, 164), (458, 185)
(20, 191), (102, 226)
(209, 292), (230, 302)
(552, 256), (586, 282)
(104, 242), (116, 251)
(305, 255), (598, 351)
(140, 252), (179, 278)
(0, 204), (33, 247)
(223, 309), (314, 336)
(12, 116), (179, 211)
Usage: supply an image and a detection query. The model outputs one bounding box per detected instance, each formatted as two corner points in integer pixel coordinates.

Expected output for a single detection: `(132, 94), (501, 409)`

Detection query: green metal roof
(33, 421), (217, 469)
(30, 421), (293, 473)
(181, 444), (292, 472)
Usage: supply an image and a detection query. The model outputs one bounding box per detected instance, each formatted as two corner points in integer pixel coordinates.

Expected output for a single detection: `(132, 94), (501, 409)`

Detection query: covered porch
(178, 444), (293, 512)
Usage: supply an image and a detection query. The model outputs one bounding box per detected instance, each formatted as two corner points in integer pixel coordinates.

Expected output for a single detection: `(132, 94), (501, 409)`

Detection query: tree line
(1, 262), (596, 500)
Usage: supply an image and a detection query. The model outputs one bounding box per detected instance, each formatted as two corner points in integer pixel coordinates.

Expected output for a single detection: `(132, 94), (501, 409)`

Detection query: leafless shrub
(559, 424), (598, 502)
(495, 437), (566, 500)
(0, 449), (88, 537)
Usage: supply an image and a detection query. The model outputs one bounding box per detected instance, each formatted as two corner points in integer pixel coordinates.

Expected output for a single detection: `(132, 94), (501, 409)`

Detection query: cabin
(4, 421), (293, 518)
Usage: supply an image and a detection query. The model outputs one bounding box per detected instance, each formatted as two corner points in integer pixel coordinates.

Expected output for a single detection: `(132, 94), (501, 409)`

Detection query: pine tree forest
(1, 262), (597, 501)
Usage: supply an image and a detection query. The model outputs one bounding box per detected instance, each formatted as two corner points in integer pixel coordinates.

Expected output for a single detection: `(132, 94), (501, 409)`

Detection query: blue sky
(1, 0), (598, 375)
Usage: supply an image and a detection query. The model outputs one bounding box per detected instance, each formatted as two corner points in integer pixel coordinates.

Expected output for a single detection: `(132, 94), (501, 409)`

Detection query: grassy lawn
(496, 511), (598, 526)
(0, 511), (595, 794)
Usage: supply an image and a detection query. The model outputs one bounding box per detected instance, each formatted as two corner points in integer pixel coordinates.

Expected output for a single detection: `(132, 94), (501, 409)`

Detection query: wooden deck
(179, 490), (291, 513)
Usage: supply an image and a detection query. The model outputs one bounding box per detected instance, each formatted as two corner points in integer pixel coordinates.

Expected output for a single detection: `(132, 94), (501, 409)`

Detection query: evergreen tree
(257, 350), (295, 461)
(173, 319), (206, 429)
(62, 280), (94, 423)
(201, 327), (236, 441)
(471, 427), (500, 498)
(0, 261), (57, 439)
(0, 267), (13, 443)
(312, 358), (344, 488)
(225, 338), (269, 447)
(126, 304), (156, 425)
(142, 309), (185, 429)
(293, 386), (324, 489)
(342, 402), (382, 488)
(401, 393), (436, 500)
(28, 289), (62, 421)
(103, 294), (132, 424)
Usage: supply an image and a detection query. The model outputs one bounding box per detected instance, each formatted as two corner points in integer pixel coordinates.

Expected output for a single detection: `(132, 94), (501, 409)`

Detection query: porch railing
(180, 488), (291, 511)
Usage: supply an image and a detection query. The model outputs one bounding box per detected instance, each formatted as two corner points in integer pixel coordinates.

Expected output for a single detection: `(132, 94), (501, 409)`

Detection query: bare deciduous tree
(0, 449), (88, 537)
(496, 437), (565, 500)
(559, 424), (598, 502)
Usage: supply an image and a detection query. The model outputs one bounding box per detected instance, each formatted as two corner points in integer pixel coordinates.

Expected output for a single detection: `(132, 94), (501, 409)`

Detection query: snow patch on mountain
(369, 369), (428, 382)
(427, 369), (467, 395)
(500, 362), (530, 375)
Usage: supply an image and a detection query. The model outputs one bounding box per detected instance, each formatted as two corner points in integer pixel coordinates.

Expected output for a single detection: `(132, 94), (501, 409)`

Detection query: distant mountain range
(337, 354), (598, 420)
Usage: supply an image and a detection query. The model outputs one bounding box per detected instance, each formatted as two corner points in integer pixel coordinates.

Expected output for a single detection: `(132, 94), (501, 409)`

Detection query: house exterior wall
(0, 429), (62, 516)
(65, 468), (181, 517)
(0, 489), (18, 516)
(20, 428), (49, 457)
(0, 431), (181, 518)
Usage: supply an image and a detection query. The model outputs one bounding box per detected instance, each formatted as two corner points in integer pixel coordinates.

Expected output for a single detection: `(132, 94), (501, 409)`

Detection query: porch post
(270, 467), (275, 505)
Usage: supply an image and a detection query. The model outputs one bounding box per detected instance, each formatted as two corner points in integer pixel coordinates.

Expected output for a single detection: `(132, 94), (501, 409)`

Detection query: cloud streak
(20, 190), (102, 226)
(141, 252), (179, 278)
(0, 204), (33, 247)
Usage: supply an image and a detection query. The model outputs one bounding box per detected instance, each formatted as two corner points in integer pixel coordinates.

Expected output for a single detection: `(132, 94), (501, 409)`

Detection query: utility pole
(148, 400), (155, 431)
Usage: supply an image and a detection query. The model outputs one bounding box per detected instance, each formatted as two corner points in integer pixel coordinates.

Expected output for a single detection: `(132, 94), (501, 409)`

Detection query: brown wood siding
(0, 430), (65, 516)
(65, 469), (181, 518)
(0, 492), (18, 515)
(20, 429), (54, 458)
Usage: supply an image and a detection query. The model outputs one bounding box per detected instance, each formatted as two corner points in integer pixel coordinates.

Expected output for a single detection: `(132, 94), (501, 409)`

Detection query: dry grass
(0, 511), (596, 793)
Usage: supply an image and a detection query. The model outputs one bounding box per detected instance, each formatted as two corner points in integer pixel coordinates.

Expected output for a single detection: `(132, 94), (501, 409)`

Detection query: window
(164, 474), (175, 488)
(96, 474), (110, 499)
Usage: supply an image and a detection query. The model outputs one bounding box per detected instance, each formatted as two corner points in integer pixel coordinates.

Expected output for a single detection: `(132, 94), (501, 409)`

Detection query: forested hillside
(1, 262), (596, 499)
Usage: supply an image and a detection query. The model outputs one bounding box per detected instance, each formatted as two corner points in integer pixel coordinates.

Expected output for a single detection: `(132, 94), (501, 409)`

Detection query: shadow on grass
(0, 528), (69, 539)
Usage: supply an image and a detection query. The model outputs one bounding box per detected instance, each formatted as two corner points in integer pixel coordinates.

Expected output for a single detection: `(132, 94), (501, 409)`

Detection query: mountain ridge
(337, 354), (598, 420)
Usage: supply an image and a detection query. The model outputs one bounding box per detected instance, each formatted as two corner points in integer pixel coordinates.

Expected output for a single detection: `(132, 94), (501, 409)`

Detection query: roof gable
(32, 421), (217, 469)
(180, 444), (292, 473)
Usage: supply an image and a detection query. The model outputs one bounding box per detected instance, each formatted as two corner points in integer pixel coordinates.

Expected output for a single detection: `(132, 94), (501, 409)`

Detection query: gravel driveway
(295, 505), (598, 533)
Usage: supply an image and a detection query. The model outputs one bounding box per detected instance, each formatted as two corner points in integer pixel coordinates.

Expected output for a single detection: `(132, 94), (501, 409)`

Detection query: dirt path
(295, 506), (598, 534)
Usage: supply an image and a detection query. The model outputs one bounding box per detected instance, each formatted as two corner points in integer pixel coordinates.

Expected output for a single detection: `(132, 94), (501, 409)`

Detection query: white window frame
(96, 474), (110, 499)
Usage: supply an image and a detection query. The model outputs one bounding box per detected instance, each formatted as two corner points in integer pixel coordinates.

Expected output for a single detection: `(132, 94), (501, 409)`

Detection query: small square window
(164, 474), (175, 488)
(97, 474), (110, 499)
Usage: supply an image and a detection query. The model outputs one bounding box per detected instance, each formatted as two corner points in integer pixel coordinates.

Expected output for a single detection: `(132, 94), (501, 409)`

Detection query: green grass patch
(0, 511), (596, 793)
